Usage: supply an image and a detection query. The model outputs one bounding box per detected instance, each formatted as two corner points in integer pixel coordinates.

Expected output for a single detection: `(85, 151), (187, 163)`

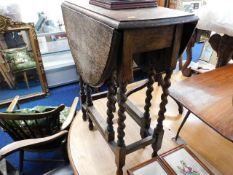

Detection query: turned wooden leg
(156, 70), (184, 115)
(152, 70), (172, 157)
(112, 73), (117, 113)
(106, 73), (117, 142)
(116, 82), (127, 175)
(86, 85), (94, 130)
(117, 82), (127, 147)
(140, 70), (154, 138)
(80, 78), (87, 121)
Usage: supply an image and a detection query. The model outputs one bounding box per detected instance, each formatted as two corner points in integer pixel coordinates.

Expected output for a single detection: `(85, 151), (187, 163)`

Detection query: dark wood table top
(169, 64), (233, 142)
(62, 0), (198, 29)
(62, 1), (198, 86)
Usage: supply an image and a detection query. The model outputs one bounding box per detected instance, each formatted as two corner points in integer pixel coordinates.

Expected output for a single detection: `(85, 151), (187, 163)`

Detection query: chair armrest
(6, 96), (20, 112)
(0, 130), (68, 160)
(61, 97), (79, 130)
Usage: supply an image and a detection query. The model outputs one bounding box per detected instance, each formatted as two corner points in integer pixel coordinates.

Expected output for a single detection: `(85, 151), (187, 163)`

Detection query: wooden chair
(0, 96), (79, 174)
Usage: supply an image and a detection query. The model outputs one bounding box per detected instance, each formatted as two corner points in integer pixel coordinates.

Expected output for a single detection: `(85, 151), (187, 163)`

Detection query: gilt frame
(0, 15), (49, 106)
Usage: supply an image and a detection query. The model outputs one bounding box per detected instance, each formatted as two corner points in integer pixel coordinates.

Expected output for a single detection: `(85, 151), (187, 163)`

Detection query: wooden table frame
(79, 24), (191, 175)
(62, 2), (198, 174)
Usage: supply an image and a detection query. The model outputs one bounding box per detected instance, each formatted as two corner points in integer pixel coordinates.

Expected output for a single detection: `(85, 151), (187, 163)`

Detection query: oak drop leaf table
(62, 1), (198, 174)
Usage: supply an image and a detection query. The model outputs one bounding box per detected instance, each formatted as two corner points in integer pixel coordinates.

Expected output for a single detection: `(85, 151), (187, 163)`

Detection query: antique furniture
(68, 81), (224, 174)
(0, 95), (79, 174)
(181, 1), (233, 77)
(0, 15), (49, 106)
(62, 1), (198, 174)
(169, 64), (233, 142)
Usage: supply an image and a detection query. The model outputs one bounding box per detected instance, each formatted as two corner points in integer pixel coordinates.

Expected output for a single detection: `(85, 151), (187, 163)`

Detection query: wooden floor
(68, 72), (233, 175)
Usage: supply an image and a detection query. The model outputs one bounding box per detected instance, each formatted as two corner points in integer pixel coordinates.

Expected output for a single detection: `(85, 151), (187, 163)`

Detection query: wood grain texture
(62, 1), (198, 84)
(62, 6), (119, 86)
(169, 64), (233, 142)
(119, 26), (174, 82)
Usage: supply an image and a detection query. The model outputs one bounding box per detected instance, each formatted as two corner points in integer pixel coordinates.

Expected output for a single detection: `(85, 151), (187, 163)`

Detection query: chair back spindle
(0, 105), (65, 140)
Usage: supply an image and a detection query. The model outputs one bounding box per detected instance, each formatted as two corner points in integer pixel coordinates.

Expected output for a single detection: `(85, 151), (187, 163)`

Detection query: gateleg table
(62, 1), (198, 174)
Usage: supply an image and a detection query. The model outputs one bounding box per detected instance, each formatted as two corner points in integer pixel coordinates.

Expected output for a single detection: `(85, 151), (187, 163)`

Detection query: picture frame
(128, 145), (214, 175)
(127, 157), (172, 175)
(160, 145), (214, 175)
(0, 15), (49, 107)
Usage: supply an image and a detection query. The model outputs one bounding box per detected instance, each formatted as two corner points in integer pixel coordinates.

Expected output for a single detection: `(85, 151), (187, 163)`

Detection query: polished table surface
(170, 64), (233, 142)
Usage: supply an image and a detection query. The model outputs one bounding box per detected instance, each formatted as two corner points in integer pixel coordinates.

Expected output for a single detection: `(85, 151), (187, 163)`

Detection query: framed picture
(160, 145), (214, 175)
(127, 157), (172, 175)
